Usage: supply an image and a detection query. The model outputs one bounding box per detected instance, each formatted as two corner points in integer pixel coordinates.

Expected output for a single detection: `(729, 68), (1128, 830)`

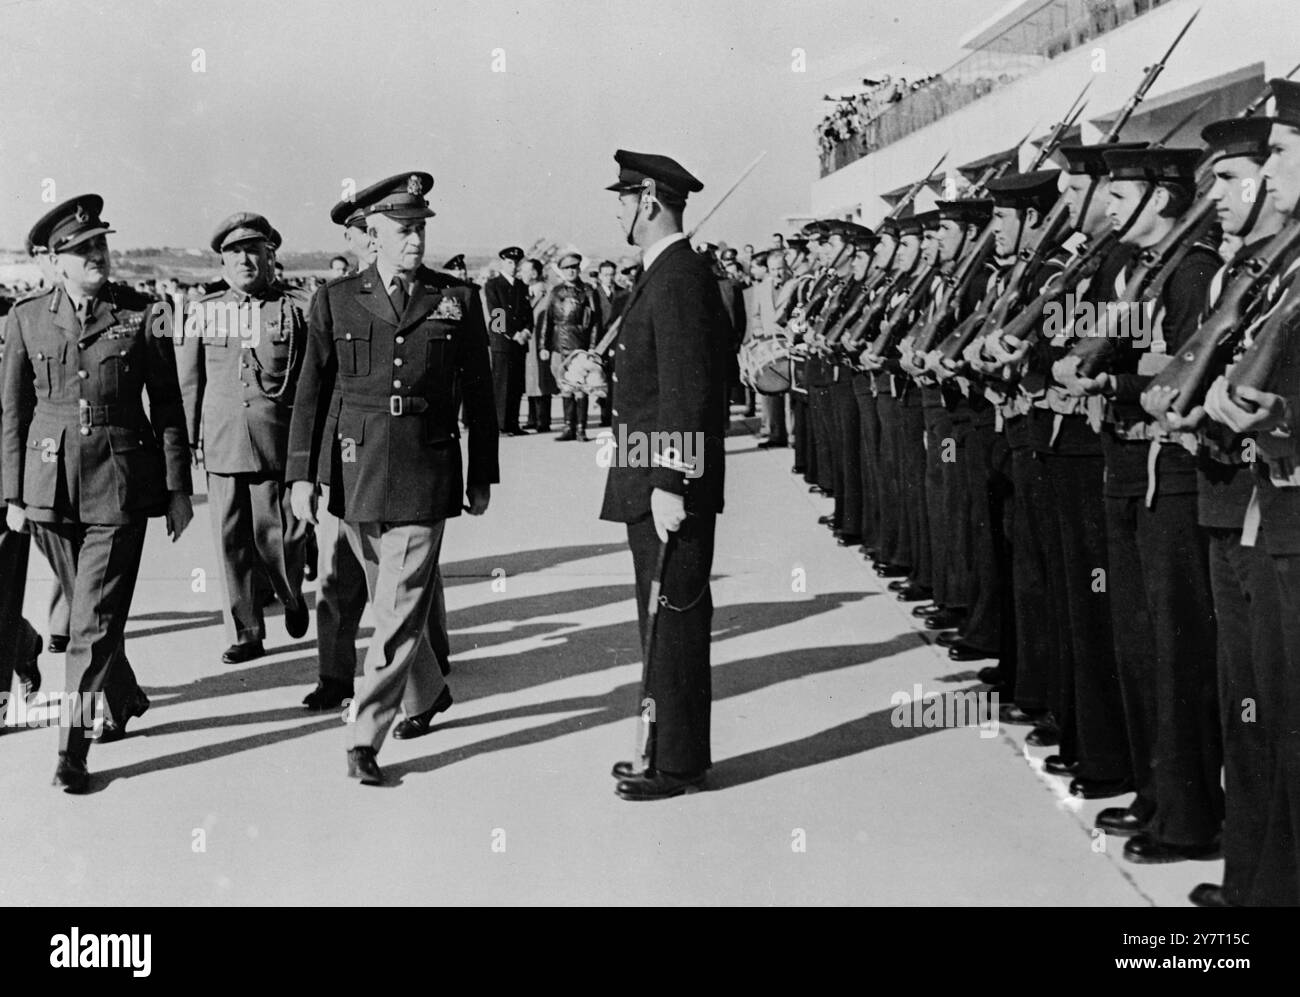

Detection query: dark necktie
(389, 276), (408, 315)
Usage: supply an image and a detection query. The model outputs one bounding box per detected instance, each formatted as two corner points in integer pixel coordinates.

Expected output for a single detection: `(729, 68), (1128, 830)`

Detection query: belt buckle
(78, 399), (91, 427)
(389, 395), (403, 417)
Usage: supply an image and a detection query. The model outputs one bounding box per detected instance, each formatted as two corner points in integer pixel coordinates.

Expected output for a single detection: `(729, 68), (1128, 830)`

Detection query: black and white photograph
(1, 0), (1298, 940)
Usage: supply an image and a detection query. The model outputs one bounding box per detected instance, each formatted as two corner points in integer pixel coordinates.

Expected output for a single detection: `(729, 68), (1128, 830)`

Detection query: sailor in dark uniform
(600, 150), (728, 800)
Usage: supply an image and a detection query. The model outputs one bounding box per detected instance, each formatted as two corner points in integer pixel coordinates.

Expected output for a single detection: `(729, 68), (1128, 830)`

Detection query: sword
(686, 151), (767, 241)
(632, 531), (676, 774)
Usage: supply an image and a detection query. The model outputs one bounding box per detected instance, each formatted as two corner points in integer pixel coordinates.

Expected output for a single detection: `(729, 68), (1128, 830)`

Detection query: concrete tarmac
(0, 416), (1221, 905)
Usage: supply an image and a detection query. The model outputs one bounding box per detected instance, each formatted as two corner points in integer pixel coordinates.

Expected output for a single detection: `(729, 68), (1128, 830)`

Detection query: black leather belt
(342, 393), (430, 417)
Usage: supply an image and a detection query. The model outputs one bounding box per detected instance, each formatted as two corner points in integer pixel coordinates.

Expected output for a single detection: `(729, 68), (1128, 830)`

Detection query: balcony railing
(817, 0), (1174, 177)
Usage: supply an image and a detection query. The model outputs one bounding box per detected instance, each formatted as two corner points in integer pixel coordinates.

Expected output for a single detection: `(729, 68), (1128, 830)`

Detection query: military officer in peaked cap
(299, 186), (454, 712)
(485, 245), (532, 435)
(601, 150), (728, 800)
(443, 254), (469, 282)
(177, 213), (311, 664)
(2, 194), (193, 792)
(287, 172), (498, 784)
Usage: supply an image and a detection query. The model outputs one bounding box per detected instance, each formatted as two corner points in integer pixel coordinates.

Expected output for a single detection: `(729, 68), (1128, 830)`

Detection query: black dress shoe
(98, 687), (151, 743)
(1123, 833), (1220, 864)
(1069, 775), (1134, 800)
(1024, 723), (1060, 747)
(999, 703), (1042, 725)
(897, 585), (933, 603)
(836, 534), (862, 546)
(757, 438), (787, 449)
(874, 563), (909, 578)
(1043, 754), (1078, 776)
(15, 628), (42, 704)
(615, 769), (706, 801)
(391, 686), (453, 740)
(508, 428), (529, 436)
(555, 429), (576, 442)
(222, 641), (265, 664)
(610, 760), (642, 779)
(303, 677), (354, 711)
(346, 747), (384, 785)
(808, 485), (825, 495)
(1095, 807), (1146, 837)
(52, 753), (90, 794)
(922, 609), (964, 630)
(861, 547), (879, 559)
(887, 579), (909, 592)
(48, 634), (69, 654)
(948, 641), (994, 662)
(284, 599), (310, 639)
(976, 663), (1002, 681)
(1189, 883), (1235, 907)
(817, 514), (835, 525)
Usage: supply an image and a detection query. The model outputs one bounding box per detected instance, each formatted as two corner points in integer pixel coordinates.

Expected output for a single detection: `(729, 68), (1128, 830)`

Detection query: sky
(0, 0), (1008, 258)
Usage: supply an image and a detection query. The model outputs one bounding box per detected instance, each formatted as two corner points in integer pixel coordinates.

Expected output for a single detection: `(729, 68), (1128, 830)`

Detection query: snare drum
(558, 349), (609, 399)
(742, 337), (793, 395)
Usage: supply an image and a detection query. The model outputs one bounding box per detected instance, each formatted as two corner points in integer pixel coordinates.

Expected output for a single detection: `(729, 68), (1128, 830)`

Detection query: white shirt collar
(642, 231), (687, 272)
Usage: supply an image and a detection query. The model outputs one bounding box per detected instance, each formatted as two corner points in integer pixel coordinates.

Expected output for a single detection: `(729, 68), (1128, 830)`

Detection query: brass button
(79, 426), (90, 436)
(395, 336), (405, 344)
(394, 358), (403, 367)
(345, 333), (352, 340)
(77, 370), (88, 379)
(612, 373), (618, 383)
(612, 409), (619, 417)
(242, 401), (250, 408)
(393, 379), (402, 389)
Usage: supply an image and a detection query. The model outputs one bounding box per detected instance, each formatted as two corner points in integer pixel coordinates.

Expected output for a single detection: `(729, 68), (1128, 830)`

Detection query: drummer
(538, 252), (600, 442)
(742, 245), (791, 447)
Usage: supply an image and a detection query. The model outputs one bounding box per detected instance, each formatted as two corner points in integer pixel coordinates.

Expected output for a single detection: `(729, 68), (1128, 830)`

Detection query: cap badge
(74, 204), (89, 224)
(407, 175), (423, 196)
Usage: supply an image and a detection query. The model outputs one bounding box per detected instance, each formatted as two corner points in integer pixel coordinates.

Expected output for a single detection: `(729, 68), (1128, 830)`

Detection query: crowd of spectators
(816, 75), (941, 157)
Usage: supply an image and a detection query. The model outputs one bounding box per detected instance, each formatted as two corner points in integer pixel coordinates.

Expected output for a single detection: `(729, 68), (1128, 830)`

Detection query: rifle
(866, 262), (940, 364)
(995, 230), (1119, 352)
(958, 13), (1201, 377)
(1225, 276), (1300, 401)
(779, 152), (947, 329)
(927, 84), (1094, 370)
(905, 129), (1044, 357)
(1071, 69), (1296, 377)
(1146, 216), (1300, 421)
(1101, 8), (1201, 143)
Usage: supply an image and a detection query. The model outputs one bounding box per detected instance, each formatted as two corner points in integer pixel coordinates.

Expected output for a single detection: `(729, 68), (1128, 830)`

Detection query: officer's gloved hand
(5, 502), (26, 534)
(289, 481), (318, 526)
(166, 492), (193, 542)
(651, 487), (686, 544)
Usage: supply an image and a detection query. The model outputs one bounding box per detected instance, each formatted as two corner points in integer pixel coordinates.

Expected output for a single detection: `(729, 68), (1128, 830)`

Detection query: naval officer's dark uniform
(600, 151), (727, 795)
